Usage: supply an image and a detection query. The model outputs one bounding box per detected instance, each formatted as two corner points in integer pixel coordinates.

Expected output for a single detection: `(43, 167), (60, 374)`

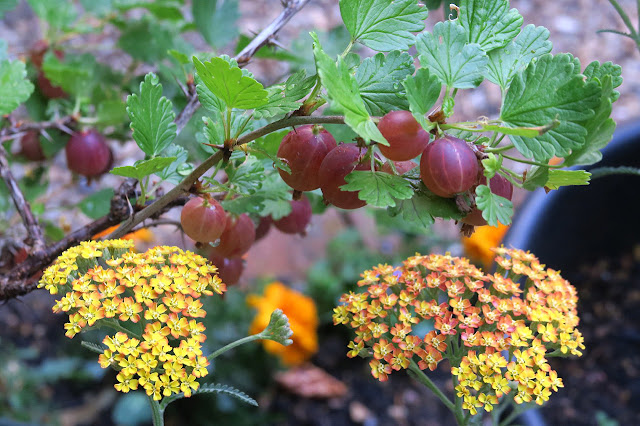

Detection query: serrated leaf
(168, 49), (190, 64)
(0, 60), (34, 115)
(160, 383), (258, 411)
(192, 0), (239, 48)
(545, 169), (591, 190)
(522, 166), (548, 191)
(193, 56), (268, 110)
(458, 0), (523, 52)
(475, 184), (513, 226)
(311, 33), (387, 145)
(118, 19), (177, 63)
(116, 1), (183, 21)
(341, 171), (413, 208)
(387, 194), (435, 230)
(226, 156), (265, 195)
(27, 0), (77, 29)
(126, 73), (177, 157)
(355, 51), (414, 116)
(564, 75), (616, 167)
(196, 78), (225, 113)
(254, 71), (316, 119)
(416, 21), (488, 89)
(42, 52), (95, 97)
(486, 25), (552, 89)
(583, 61), (622, 101)
(110, 157), (177, 180)
(500, 54), (602, 162)
(340, 0), (429, 51)
(221, 172), (291, 218)
(481, 154), (502, 179)
(418, 186), (464, 220)
(155, 145), (192, 184)
(402, 67), (441, 130)
(78, 188), (114, 219)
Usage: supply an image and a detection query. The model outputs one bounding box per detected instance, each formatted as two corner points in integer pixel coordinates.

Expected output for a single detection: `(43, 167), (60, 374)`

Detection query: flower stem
(207, 334), (262, 361)
(407, 361), (463, 424)
(148, 394), (164, 426)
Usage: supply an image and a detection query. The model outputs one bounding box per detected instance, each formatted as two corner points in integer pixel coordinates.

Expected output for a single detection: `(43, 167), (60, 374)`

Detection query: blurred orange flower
(247, 282), (318, 366)
(462, 224), (509, 268)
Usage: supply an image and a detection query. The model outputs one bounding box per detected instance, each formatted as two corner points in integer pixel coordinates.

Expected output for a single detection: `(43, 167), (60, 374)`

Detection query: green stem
(234, 113), (254, 140)
(407, 361), (461, 423)
(225, 107), (232, 142)
(340, 40), (354, 58)
(608, 0), (639, 38)
(207, 334), (263, 361)
(501, 154), (563, 169)
(484, 144), (513, 154)
(589, 166), (640, 179)
(148, 394), (164, 426)
(451, 375), (466, 425)
(102, 320), (141, 340)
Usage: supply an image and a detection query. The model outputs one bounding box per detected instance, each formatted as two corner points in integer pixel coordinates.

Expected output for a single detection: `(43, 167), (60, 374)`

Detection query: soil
(540, 247), (640, 425)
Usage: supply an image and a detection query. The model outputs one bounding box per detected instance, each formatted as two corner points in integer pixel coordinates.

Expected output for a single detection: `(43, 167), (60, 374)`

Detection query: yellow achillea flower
(334, 247), (584, 415)
(247, 282), (318, 365)
(39, 240), (226, 400)
(462, 223), (509, 268)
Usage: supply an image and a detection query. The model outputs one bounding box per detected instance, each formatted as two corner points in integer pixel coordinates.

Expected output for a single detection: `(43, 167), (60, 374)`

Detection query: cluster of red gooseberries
(179, 111), (514, 285)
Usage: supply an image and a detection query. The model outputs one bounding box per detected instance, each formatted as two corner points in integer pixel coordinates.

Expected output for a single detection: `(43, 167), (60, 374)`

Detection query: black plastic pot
(505, 121), (640, 426)
(506, 122), (640, 272)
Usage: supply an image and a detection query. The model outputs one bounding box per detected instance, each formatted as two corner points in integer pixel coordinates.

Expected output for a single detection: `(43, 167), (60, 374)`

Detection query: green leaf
(311, 33), (387, 145)
(155, 145), (192, 184)
(475, 184), (513, 226)
(79, 0), (112, 17)
(196, 78), (225, 113)
(110, 157), (177, 180)
(545, 169), (591, 190)
(480, 121), (558, 137)
(118, 19), (176, 63)
(355, 51), (415, 116)
(402, 67), (441, 130)
(341, 171), (413, 208)
(192, 0), (239, 48)
(27, 0), (77, 29)
(500, 54), (602, 162)
(0, 60), (34, 115)
(485, 24), (552, 89)
(80, 341), (106, 354)
(160, 383), (258, 411)
(78, 188), (114, 219)
(193, 56), (268, 110)
(226, 156), (265, 195)
(583, 61), (622, 101)
(481, 154), (502, 179)
(253, 70), (316, 119)
(458, 0), (523, 51)
(387, 195), (435, 230)
(522, 166), (548, 191)
(126, 73), (177, 157)
(416, 20), (488, 89)
(96, 99), (127, 126)
(116, 1), (183, 21)
(42, 52), (95, 97)
(0, 0), (18, 18)
(563, 75), (616, 167)
(340, 0), (429, 51)
(221, 172), (292, 218)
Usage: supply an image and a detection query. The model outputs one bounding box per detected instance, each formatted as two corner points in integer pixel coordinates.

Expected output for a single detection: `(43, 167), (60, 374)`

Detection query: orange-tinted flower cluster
(247, 282), (318, 366)
(333, 247), (584, 415)
(39, 240), (226, 400)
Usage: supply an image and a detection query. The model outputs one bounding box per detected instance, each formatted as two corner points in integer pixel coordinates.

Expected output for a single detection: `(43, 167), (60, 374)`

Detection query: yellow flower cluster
(333, 247), (584, 415)
(39, 240), (226, 400)
(247, 282), (318, 366)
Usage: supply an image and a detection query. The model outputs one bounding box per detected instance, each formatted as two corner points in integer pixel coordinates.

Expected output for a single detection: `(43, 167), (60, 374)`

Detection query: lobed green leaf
(402, 67), (442, 130)
(193, 56), (268, 110)
(544, 169), (591, 190)
(340, 0), (429, 52)
(485, 24), (552, 89)
(342, 171), (414, 208)
(458, 0), (523, 52)
(110, 157), (177, 180)
(416, 21), (487, 89)
(475, 185), (513, 226)
(192, 0), (239, 48)
(355, 51), (414, 116)
(0, 59), (34, 115)
(500, 54), (602, 162)
(253, 70), (316, 119)
(311, 32), (387, 144)
(126, 73), (177, 157)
